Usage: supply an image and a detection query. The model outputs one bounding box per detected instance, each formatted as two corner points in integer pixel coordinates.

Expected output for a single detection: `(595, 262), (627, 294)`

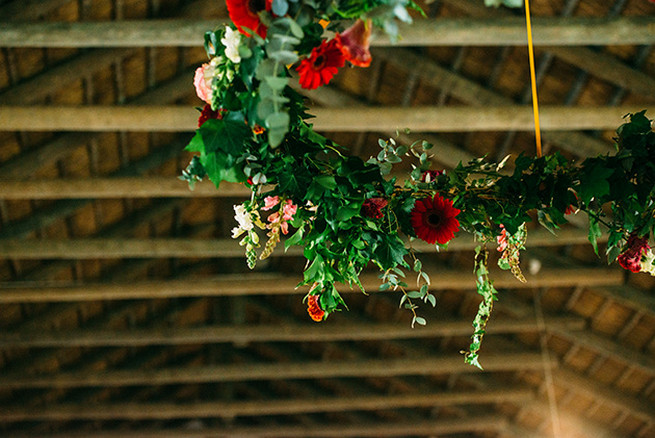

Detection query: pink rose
(193, 63), (214, 104)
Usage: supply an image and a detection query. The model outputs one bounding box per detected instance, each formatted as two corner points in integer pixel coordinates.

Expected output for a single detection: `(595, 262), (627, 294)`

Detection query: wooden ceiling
(0, 0), (654, 437)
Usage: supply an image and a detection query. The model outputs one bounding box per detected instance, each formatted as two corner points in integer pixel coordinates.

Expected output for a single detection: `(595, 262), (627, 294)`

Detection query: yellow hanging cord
(524, 0), (542, 158)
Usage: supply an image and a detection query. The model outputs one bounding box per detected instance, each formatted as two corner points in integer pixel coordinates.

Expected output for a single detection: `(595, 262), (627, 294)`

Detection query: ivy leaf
(199, 118), (250, 156)
(578, 160), (613, 205)
(185, 131), (204, 153)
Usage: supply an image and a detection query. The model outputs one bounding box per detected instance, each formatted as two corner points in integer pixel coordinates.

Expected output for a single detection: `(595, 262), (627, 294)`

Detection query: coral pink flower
(334, 19), (372, 67)
(262, 196), (280, 211)
(193, 63), (214, 104)
(362, 198), (388, 219)
(226, 0), (271, 39)
(497, 224), (508, 252)
(618, 234), (650, 273)
(282, 199), (297, 221)
(296, 39), (345, 90)
(307, 294), (325, 322)
(410, 194), (460, 245)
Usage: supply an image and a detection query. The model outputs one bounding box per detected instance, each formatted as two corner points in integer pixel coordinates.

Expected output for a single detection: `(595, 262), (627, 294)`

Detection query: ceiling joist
(0, 352), (556, 388)
(0, 267), (623, 303)
(0, 105), (648, 131)
(0, 316), (585, 348)
(0, 17), (653, 48)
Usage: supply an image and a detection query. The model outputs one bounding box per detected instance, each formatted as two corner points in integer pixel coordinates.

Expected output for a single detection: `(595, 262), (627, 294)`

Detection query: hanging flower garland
(181, 0), (655, 368)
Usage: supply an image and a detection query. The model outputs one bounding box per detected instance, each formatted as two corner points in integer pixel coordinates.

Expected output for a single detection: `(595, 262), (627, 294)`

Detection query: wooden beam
(0, 388), (533, 421)
(0, 228), (606, 258)
(0, 352), (556, 388)
(0, 178), (248, 199)
(0, 105), (647, 131)
(1, 415), (508, 437)
(0, 17), (653, 47)
(0, 316), (585, 348)
(0, 266), (623, 303)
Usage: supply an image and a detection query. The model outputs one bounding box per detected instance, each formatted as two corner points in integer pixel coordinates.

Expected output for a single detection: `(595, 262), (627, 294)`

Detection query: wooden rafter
(0, 17), (653, 47)
(0, 228), (607, 257)
(0, 388), (534, 421)
(0, 316), (585, 348)
(0, 105), (648, 131)
(0, 267), (623, 303)
(0, 352), (556, 388)
(0, 415), (509, 438)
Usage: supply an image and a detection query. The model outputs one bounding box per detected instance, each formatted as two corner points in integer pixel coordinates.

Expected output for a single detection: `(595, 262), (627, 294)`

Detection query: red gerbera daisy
(296, 39), (345, 90)
(410, 194), (461, 245)
(226, 0), (271, 39)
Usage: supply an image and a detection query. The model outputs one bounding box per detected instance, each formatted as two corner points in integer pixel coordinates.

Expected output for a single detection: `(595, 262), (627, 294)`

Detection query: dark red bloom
(362, 198), (388, 219)
(334, 19), (372, 67)
(198, 104), (224, 127)
(421, 170), (445, 183)
(307, 294), (325, 322)
(618, 234), (650, 273)
(296, 39), (345, 90)
(410, 194), (461, 245)
(226, 0), (271, 39)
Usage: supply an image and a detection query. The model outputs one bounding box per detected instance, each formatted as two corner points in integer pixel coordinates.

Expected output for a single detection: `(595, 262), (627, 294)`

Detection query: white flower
(221, 27), (241, 64)
(640, 249), (655, 276)
(233, 204), (253, 231)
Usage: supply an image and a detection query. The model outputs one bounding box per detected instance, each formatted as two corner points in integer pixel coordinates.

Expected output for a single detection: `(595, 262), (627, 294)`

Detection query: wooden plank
(0, 267), (624, 303)
(0, 228), (607, 258)
(2, 415), (508, 437)
(0, 105), (647, 131)
(0, 316), (585, 348)
(549, 327), (655, 378)
(554, 368), (655, 423)
(441, 0), (655, 100)
(0, 352), (556, 388)
(0, 0), (71, 21)
(0, 17), (653, 47)
(373, 48), (613, 157)
(0, 49), (134, 105)
(0, 388), (533, 421)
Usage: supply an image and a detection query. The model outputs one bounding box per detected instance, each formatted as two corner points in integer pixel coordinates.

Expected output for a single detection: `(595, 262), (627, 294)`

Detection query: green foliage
(182, 0), (655, 369)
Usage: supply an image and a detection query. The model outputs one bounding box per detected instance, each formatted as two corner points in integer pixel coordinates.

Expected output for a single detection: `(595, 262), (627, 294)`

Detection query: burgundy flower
(307, 294), (325, 322)
(362, 198), (388, 219)
(334, 19), (372, 67)
(618, 234), (651, 273)
(421, 170), (445, 183)
(197, 104), (224, 127)
(410, 194), (461, 245)
(296, 39), (345, 90)
(226, 0), (271, 39)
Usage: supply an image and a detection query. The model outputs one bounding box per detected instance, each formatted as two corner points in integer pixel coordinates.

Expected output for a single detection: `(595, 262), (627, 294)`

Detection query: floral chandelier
(181, 0), (655, 367)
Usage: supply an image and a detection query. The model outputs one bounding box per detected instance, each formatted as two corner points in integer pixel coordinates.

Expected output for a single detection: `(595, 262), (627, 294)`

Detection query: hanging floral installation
(181, 0), (655, 368)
